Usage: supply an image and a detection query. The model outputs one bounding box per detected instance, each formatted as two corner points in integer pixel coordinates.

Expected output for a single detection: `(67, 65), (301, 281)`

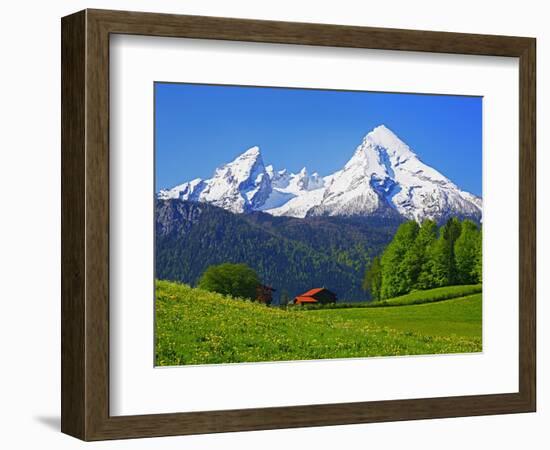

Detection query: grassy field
(155, 280), (482, 366)
(297, 284), (482, 309)
(308, 295), (481, 338)
(368, 284), (482, 307)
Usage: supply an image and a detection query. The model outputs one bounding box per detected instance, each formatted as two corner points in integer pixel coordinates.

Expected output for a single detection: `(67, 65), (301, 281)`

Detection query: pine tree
(363, 256), (382, 302)
(380, 221), (419, 299)
(454, 220), (481, 284)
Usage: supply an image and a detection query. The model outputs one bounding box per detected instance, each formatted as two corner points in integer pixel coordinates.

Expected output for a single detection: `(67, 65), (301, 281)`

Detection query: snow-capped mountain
(158, 125), (482, 223)
(159, 146), (271, 214)
(158, 145), (325, 215)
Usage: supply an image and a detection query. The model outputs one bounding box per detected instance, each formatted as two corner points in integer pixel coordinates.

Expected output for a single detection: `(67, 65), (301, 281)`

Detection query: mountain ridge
(158, 125), (482, 224)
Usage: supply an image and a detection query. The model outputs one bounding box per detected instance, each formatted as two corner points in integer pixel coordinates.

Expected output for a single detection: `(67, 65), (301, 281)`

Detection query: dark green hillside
(155, 199), (399, 301)
(245, 211), (401, 273)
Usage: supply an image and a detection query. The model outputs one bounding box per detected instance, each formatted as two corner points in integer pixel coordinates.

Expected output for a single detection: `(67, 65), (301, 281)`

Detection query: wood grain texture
(60, 8), (537, 441)
(61, 10), (86, 439)
(518, 39), (536, 409)
(89, 8), (532, 56)
(85, 10), (111, 439)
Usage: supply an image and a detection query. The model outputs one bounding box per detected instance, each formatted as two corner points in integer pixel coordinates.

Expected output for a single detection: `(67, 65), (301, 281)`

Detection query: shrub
(198, 263), (260, 300)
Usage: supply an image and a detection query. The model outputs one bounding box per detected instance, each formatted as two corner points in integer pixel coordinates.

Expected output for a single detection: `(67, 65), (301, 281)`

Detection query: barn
(256, 284), (276, 305)
(293, 288), (337, 305)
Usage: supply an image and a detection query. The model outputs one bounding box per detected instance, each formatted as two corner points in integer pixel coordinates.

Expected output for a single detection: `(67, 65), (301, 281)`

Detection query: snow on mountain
(157, 125), (482, 223)
(158, 146), (272, 213)
(158, 178), (206, 201)
(199, 146), (272, 213)
(265, 187), (326, 218)
(260, 167), (326, 212)
(308, 125), (482, 222)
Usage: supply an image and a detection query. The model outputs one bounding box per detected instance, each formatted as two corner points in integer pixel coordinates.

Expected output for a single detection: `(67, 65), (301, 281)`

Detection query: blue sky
(155, 83), (482, 196)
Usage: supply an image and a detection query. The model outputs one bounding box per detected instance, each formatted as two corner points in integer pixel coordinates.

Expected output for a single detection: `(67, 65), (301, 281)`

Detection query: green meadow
(155, 280), (482, 366)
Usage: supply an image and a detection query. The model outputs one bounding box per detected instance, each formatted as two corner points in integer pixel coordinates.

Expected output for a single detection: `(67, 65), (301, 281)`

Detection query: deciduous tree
(198, 263), (260, 300)
(363, 256), (382, 301)
(380, 221), (419, 298)
(455, 220), (481, 284)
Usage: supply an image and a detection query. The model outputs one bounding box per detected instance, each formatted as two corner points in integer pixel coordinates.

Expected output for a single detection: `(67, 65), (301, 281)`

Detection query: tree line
(363, 218), (482, 301)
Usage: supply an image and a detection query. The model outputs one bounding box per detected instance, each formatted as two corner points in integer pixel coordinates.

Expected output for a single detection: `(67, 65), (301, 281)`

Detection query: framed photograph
(61, 9), (536, 440)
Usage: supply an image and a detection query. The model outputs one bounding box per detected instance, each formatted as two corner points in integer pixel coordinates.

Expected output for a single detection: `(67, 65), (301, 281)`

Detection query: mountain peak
(158, 131), (482, 223)
(363, 125), (413, 157)
(224, 145), (264, 175)
(233, 146), (262, 163)
(367, 124), (398, 140)
(241, 145), (260, 156)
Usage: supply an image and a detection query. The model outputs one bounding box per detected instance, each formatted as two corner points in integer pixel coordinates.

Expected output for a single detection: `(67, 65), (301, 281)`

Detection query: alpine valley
(156, 125), (482, 302)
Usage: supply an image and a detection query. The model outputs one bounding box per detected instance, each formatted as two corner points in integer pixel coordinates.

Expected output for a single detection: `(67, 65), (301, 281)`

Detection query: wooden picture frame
(61, 9), (536, 441)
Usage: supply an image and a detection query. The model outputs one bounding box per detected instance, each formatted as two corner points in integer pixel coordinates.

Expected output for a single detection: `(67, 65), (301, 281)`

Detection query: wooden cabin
(256, 284), (276, 305)
(294, 288), (337, 305)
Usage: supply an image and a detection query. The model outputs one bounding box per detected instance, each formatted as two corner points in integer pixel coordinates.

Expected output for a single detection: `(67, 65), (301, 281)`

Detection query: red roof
(298, 288), (325, 297)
